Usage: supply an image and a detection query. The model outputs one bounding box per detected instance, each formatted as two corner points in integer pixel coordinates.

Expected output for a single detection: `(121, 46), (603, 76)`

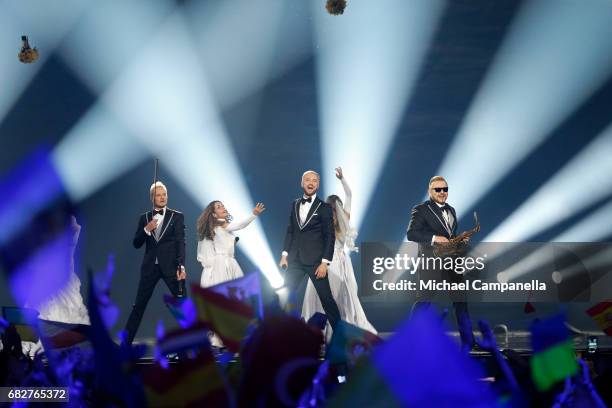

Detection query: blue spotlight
(314, 0), (446, 230)
(97, 12), (284, 288)
(51, 106), (148, 202)
(436, 0), (612, 213)
(59, 0), (174, 92)
(184, 0), (312, 110)
(555, 201), (612, 242)
(487, 124), (612, 242)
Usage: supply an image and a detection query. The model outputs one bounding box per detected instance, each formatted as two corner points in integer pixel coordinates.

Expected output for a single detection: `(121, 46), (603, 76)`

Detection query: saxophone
(433, 212), (480, 257)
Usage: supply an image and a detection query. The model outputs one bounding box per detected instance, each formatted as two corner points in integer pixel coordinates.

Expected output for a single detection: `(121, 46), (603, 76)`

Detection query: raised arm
(226, 203), (265, 232)
(340, 176), (352, 215)
(335, 167), (352, 215)
(226, 214), (256, 232)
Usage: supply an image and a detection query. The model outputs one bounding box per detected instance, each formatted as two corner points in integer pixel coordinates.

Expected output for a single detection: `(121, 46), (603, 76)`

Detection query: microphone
(177, 265), (186, 297)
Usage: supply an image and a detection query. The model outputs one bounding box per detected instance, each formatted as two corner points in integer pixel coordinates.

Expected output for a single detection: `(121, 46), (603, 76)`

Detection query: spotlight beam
(436, 0), (612, 214)
(486, 124), (612, 242)
(97, 11), (284, 288)
(185, 0), (312, 110)
(51, 106), (149, 202)
(314, 0), (446, 230)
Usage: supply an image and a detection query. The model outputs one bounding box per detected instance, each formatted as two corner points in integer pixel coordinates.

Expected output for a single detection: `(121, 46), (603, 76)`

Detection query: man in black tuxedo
(279, 170), (341, 328)
(124, 181), (187, 345)
(407, 176), (474, 349)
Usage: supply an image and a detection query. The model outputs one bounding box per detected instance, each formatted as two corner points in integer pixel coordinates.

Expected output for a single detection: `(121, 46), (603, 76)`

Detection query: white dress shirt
(431, 202), (452, 245)
(143, 206), (166, 265)
(299, 194), (316, 225)
(144, 206), (167, 237)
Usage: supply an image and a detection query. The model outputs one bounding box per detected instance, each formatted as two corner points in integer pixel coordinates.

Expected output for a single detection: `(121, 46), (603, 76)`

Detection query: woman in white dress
(301, 168), (377, 337)
(22, 216), (90, 357)
(196, 201), (265, 287)
(36, 216), (90, 325)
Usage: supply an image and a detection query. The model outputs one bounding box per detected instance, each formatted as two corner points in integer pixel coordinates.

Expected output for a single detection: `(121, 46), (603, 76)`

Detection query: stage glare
(435, 0), (612, 214)
(493, 187), (612, 283)
(185, 0), (312, 110)
(59, 0), (174, 92)
(51, 106), (148, 202)
(554, 200), (612, 242)
(0, 1), (87, 124)
(98, 12), (284, 288)
(313, 0), (446, 230)
(486, 124), (612, 242)
(51, 0), (179, 202)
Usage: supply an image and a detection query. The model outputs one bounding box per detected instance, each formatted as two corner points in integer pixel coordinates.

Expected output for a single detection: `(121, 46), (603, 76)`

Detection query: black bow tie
(153, 209), (164, 216)
(301, 197), (312, 205)
(438, 205), (448, 212)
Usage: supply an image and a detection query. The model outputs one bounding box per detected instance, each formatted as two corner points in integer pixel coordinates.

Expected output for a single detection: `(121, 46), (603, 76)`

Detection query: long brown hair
(197, 200), (223, 241)
(326, 195), (343, 238)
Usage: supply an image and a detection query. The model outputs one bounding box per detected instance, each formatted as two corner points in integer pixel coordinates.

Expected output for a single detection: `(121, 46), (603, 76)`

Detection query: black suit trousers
(125, 265), (181, 344)
(285, 261), (341, 329)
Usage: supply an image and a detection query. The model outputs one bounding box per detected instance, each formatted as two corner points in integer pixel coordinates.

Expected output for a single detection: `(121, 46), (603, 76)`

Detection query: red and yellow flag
(143, 351), (229, 407)
(586, 301), (612, 336)
(191, 284), (255, 352)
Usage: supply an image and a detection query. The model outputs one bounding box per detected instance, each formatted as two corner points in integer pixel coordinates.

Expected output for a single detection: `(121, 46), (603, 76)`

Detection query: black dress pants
(124, 264), (180, 344)
(285, 261), (341, 329)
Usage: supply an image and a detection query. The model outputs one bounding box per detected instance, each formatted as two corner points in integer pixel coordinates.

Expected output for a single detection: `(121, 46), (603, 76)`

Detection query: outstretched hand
(253, 202), (266, 216)
(335, 167), (343, 180)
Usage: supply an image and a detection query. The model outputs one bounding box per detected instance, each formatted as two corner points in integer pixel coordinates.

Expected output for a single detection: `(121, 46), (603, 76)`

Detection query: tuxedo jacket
(283, 197), (335, 266)
(133, 208), (185, 275)
(407, 199), (458, 255)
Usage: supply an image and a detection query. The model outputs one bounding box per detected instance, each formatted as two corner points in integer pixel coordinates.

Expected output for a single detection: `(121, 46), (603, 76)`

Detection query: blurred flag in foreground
(191, 284), (254, 352)
(586, 301), (612, 336)
(530, 314), (578, 392)
(329, 308), (495, 408)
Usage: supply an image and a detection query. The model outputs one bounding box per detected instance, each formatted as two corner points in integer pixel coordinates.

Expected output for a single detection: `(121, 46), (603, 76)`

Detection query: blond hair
(429, 176), (447, 187)
(301, 170), (320, 182)
(149, 181), (167, 198)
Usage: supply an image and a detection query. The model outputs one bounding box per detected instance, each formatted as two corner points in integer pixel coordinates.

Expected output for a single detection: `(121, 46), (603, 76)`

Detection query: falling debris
(18, 35), (39, 63)
(326, 0), (347, 15)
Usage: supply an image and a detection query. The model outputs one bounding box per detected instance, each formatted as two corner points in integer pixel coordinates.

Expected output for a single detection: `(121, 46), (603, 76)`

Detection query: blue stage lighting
(314, 0), (446, 230)
(436, 0), (612, 214)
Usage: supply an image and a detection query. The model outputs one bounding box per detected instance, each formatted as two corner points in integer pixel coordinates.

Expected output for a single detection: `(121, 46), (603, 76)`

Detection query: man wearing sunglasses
(407, 176), (474, 350)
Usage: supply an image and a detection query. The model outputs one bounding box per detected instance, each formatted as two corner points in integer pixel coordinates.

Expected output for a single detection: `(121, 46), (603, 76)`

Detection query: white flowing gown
(198, 215), (256, 288)
(36, 220), (90, 325)
(301, 179), (377, 337)
(21, 218), (90, 357)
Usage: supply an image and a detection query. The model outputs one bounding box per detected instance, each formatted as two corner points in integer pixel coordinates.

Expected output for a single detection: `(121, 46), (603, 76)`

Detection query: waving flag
(530, 314), (578, 391)
(191, 284), (255, 352)
(586, 301), (612, 336)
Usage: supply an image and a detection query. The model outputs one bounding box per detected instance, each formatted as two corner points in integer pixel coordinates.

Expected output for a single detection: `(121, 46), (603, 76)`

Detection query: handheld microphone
(177, 265), (186, 297)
